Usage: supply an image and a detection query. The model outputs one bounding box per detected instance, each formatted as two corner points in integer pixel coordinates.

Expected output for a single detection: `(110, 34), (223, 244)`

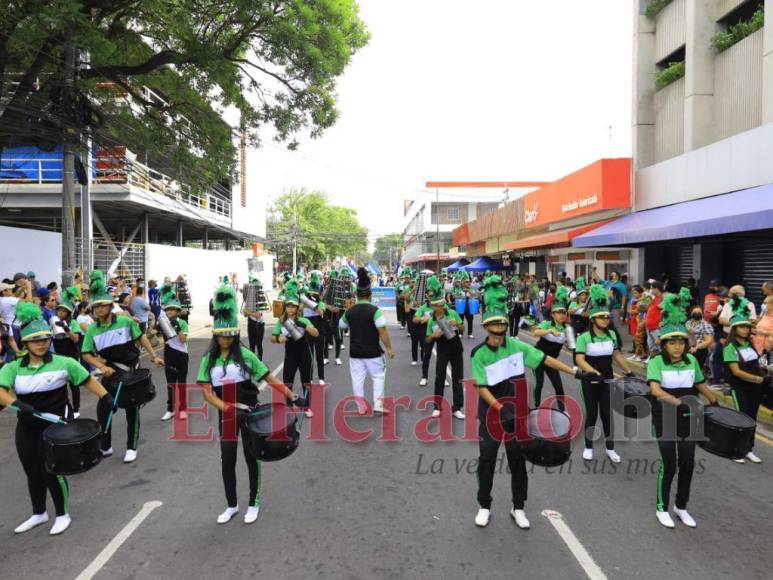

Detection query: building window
(447, 206), (460, 222)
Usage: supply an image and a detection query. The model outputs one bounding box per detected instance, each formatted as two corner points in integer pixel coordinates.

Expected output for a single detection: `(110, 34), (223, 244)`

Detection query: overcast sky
(253, 0), (634, 241)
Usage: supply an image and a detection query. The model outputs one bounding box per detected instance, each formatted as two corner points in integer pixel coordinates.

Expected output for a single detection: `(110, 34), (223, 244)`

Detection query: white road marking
(75, 500), (163, 580)
(541, 510), (607, 580)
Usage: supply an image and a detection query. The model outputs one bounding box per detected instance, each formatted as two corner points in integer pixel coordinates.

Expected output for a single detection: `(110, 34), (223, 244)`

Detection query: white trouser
(350, 356), (386, 403)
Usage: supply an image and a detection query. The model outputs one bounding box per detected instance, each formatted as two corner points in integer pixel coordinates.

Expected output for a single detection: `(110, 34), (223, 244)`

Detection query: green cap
(728, 295), (753, 327)
(89, 270), (113, 305)
(308, 271), (322, 294)
(283, 279), (301, 305)
(659, 288), (691, 339)
(588, 284), (610, 318)
(482, 275), (508, 325)
(212, 283), (239, 336)
(425, 275), (445, 306)
(17, 302), (52, 341)
(57, 286), (80, 312)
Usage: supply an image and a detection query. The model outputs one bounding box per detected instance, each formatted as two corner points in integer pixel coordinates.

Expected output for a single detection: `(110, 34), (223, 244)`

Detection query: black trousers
(434, 345), (464, 411)
(464, 313), (474, 336)
(477, 421), (527, 510)
(218, 411), (261, 508)
(533, 363), (565, 412)
(654, 433), (695, 511)
(407, 313), (423, 363)
(283, 346), (313, 404)
(731, 380), (762, 451)
(508, 311), (521, 337)
(16, 420), (68, 516)
(247, 319), (265, 360)
(580, 379), (614, 450)
(307, 315), (326, 381)
(164, 347), (189, 412)
(396, 303), (405, 328)
(325, 313), (342, 358)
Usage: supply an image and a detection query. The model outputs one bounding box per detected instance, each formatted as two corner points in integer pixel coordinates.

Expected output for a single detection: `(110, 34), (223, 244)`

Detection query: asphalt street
(1, 313), (771, 580)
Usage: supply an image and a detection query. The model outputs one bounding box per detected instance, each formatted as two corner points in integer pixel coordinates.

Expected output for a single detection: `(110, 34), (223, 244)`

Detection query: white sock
(217, 506), (239, 524)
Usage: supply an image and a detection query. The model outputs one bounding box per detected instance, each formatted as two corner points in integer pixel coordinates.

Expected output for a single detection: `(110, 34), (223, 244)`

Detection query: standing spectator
(148, 280), (161, 323)
(686, 305), (714, 372)
(752, 295), (773, 356)
(47, 282), (59, 303)
(644, 281), (664, 359)
(39, 292), (57, 323)
(686, 277), (699, 309)
(0, 282), (22, 361)
(626, 285), (643, 358)
(718, 285), (757, 334)
(594, 268), (628, 323)
(26, 271), (40, 292)
(130, 286), (151, 334)
(702, 281), (722, 324)
(760, 281), (773, 316)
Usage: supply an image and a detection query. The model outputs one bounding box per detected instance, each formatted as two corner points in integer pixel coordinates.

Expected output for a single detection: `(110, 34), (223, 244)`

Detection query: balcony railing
(0, 147), (231, 219)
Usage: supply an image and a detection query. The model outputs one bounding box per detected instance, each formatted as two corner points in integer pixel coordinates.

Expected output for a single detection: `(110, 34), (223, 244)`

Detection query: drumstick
(7, 405), (67, 425)
(105, 381), (123, 431)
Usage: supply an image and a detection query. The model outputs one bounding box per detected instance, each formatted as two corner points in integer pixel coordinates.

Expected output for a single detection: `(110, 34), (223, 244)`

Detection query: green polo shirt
(0, 353), (90, 414)
(723, 340), (759, 364)
(647, 354), (704, 392)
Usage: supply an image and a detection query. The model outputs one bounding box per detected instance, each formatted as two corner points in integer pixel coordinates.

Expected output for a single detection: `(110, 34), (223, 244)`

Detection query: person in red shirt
(645, 281), (664, 358)
(702, 281), (722, 324)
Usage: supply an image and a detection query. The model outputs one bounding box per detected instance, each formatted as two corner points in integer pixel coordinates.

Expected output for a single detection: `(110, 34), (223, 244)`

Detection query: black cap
(356, 267), (371, 297)
(13, 272), (26, 282)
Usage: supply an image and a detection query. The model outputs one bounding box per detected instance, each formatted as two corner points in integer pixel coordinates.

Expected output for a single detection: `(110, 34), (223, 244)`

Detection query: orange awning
(505, 221), (611, 251)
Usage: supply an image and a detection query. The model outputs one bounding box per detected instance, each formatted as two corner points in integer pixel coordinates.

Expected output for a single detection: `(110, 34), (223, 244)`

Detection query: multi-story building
(575, 0), (773, 304)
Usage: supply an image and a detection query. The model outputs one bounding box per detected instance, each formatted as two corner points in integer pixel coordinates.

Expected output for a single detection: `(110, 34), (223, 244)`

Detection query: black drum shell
(609, 378), (652, 419)
(243, 404), (300, 462)
(43, 419), (103, 475)
(109, 368), (156, 408)
(698, 407), (756, 460)
(521, 408), (572, 467)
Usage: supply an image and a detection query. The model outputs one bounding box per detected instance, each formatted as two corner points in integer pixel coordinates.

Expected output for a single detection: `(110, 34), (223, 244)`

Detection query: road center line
(75, 500), (163, 580)
(542, 510), (607, 580)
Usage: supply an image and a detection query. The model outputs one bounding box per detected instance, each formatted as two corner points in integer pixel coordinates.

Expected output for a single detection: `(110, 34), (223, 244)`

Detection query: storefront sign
(524, 203), (539, 224)
(370, 287), (396, 309)
(561, 194), (598, 213)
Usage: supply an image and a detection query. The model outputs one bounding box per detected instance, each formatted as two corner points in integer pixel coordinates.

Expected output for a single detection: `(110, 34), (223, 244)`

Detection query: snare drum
(609, 377), (651, 419)
(698, 406), (756, 460)
(108, 368), (156, 408)
(455, 298), (466, 316)
(43, 419), (103, 475)
(521, 408), (572, 467)
(243, 404), (300, 462)
(467, 298), (480, 315)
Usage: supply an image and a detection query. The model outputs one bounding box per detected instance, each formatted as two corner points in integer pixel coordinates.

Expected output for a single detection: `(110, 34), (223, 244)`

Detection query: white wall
(0, 225), (62, 284)
(145, 244), (254, 312)
(230, 146), (267, 239)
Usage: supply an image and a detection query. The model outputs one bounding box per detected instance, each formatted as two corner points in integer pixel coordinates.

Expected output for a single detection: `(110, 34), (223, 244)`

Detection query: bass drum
(521, 408), (572, 467)
(698, 406), (756, 460)
(108, 368), (156, 408)
(609, 377), (651, 419)
(43, 418), (103, 475)
(243, 403), (300, 462)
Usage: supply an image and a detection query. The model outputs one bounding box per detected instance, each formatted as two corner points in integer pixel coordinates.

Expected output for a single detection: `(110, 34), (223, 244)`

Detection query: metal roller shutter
(728, 237), (773, 306)
(675, 244), (693, 288)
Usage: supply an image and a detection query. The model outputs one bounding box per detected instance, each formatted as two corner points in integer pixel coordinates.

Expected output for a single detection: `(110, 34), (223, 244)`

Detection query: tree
(0, 1), (370, 188)
(267, 189), (367, 269)
(373, 234), (403, 269)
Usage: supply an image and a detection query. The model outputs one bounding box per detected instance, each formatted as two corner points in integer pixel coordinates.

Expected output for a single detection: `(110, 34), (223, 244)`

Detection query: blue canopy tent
(445, 259), (469, 273)
(463, 256), (508, 272)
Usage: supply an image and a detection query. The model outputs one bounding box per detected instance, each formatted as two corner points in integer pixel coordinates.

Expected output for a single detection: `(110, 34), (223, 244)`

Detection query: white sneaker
(327, 344), (332, 351)
(49, 515), (71, 536)
(123, 449), (137, 463)
(453, 410), (466, 420)
(445, 379), (450, 386)
(582, 448), (593, 461)
(323, 358), (330, 365)
(733, 458), (746, 464)
(674, 508), (697, 528)
(318, 379), (325, 386)
(217, 506), (239, 524)
(101, 447), (113, 458)
(305, 409), (314, 418)
(510, 509), (530, 529)
(73, 412), (81, 419)
(606, 449), (621, 464)
(468, 335), (474, 339)
(341, 343), (346, 349)
(474, 508), (491, 527)
(14, 513), (49, 534)
(335, 358), (342, 365)
(431, 409), (441, 418)
(178, 411), (187, 420)
(746, 452), (762, 464)
(411, 361), (417, 366)
(161, 411), (173, 421)
(244, 506), (259, 524)
(373, 402), (390, 415)
(656, 510), (675, 529)
(419, 378), (428, 386)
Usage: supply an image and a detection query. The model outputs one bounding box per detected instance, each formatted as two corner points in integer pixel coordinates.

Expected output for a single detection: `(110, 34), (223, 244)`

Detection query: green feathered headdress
(454, 270), (470, 282)
(425, 275), (445, 305)
(17, 302), (52, 341)
(283, 279), (300, 305)
(482, 275), (508, 325)
(212, 283), (239, 336)
(659, 287), (691, 339)
(552, 286), (569, 312)
(328, 269), (338, 279)
(57, 286), (80, 312)
(575, 277), (587, 294)
(308, 271), (322, 294)
(729, 295), (752, 327)
(161, 281), (182, 311)
(588, 284), (610, 318)
(89, 270), (113, 305)
(338, 267), (353, 280)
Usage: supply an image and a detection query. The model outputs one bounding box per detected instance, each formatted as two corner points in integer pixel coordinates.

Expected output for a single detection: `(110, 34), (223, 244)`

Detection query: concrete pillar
(684, 0), (717, 151)
(176, 221), (183, 247)
(203, 226), (209, 250)
(632, 0), (656, 172)
(141, 212), (149, 244)
(225, 237), (231, 251)
(763, 0), (773, 123)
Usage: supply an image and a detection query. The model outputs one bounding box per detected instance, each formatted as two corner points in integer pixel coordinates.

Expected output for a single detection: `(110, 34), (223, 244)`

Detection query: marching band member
(409, 270), (433, 385)
(159, 284), (189, 422)
(339, 268), (394, 414)
(301, 272), (328, 385)
(51, 286), (84, 417)
(568, 277), (590, 337)
(81, 271), (164, 463)
(323, 270), (344, 366)
(471, 276), (596, 529)
(0, 303), (113, 535)
(532, 286), (570, 412)
(459, 271), (477, 339)
(199, 284), (305, 525)
(575, 284), (634, 463)
(271, 280), (318, 418)
(242, 275), (266, 361)
(424, 275), (465, 419)
(647, 289), (719, 529)
(723, 296), (768, 464)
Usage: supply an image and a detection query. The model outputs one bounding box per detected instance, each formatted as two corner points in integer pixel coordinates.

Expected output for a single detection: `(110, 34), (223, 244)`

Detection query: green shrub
(655, 61), (685, 90)
(645, 0), (672, 18)
(711, 7), (765, 52)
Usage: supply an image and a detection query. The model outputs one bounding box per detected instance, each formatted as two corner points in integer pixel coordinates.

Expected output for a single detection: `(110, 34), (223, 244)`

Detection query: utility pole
(435, 188), (440, 273)
(291, 208), (298, 275)
(61, 42), (78, 286)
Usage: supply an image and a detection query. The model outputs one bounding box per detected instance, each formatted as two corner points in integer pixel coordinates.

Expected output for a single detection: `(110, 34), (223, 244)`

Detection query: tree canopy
(267, 189), (368, 267)
(373, 233), (403, 267)
(0, 1), (369, 189)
